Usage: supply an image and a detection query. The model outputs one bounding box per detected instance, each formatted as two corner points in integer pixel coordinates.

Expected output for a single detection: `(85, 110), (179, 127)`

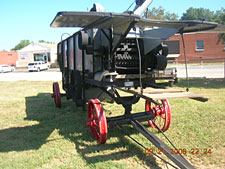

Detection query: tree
(11, 40), (30, 51)
(181, 7), (225, 44)
(181, 7), (214, 21)
(147, 6), (179, 21)
(38, 40), (54, 44)
(214, 8), (225, 24)
(214, 8), (225, 44)
(218, 33), (225, 44)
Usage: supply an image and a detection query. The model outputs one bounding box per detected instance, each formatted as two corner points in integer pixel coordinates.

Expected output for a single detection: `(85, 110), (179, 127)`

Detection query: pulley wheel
(145, 99), (171, 132)
(86, 99), (108, 144)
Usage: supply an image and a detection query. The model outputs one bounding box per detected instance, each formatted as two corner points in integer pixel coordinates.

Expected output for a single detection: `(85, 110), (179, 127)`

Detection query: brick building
(165, 32), (225, 63)
(0, 51), (18, 66)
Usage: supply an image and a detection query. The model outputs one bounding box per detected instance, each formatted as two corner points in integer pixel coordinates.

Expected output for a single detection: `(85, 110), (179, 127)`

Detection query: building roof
(19, 42), (57, 52)
(36, 42), (57, 49)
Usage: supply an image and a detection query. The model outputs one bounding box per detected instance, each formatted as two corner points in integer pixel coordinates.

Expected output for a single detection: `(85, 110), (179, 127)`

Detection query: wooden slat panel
(115, 74), (154, 79)
(133, 88), (184, 94)
(144, 92), (208, 102)
(144, 92), (201, 99)
(114, 86), (208, 102)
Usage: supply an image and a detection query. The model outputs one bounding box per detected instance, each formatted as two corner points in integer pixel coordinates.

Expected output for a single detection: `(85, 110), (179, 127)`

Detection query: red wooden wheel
(52, 82), (61, 108)
(86, 99), (108, 144)
(145, 99), (171, 132)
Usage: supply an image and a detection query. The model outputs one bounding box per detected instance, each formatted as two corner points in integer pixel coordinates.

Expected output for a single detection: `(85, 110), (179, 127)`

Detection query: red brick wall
(0, 51), (18, 65)
(167, 33), (225, 63)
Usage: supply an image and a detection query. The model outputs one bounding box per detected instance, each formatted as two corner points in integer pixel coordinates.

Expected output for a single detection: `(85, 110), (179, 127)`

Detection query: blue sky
(0, 0), (224, 51)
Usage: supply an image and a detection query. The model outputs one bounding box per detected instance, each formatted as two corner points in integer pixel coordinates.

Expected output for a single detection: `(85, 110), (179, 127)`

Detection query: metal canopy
(50, 12), (140, 29)
(138, 19), (219, 33)
(50, 11), (221, 33)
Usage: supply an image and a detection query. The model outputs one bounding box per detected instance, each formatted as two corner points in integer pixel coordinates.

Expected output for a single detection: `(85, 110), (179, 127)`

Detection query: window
(164, 40), (180, 54)
(34, 54), (44, 61)
(47, 53), (51, 62)
(196, 40), (204, 51)
(34, 53), (50, 62)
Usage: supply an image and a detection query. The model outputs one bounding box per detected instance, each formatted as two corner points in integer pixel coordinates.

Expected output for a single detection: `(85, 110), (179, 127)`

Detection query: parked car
(28, 61), (50, 72)
(0, 65), (15, 73)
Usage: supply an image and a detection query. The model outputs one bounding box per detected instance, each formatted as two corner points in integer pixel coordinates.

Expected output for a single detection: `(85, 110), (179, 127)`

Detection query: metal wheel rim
(53, 82), (61, 107)
(87, 99), (108, 144)
(146, 99), (171, 132)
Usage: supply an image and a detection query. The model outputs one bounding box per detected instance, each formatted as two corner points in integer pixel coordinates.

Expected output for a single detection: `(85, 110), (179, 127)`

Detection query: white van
(28, 61), (50, 72)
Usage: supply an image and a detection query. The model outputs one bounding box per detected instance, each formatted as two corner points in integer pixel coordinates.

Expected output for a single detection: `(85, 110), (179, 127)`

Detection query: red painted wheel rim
(145, 99), (171, 132)
(52, 82), (61, 108)
(86, 99), (108, 144)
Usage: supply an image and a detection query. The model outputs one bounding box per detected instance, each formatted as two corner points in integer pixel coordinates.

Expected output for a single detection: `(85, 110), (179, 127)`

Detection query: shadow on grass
(176, 78), (225, 89)
(0, 93), (161, 168)
(0, 93), (57, 152)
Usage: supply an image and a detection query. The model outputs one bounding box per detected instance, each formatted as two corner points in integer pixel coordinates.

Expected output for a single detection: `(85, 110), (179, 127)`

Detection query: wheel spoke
(159, 116), (162, 128)
(156, 116), (160, 124)
(93, 119), (99, 126)
(91, 127), (98, 139)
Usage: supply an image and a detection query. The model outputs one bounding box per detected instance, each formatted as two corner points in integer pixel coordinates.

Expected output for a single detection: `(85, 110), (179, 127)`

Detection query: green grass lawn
(0, 79), (224, 169)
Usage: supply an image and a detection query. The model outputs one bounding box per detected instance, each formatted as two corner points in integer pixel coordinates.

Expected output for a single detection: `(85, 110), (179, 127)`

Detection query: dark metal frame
(57, 28), (196, 169)
(131, 120), (195, 169)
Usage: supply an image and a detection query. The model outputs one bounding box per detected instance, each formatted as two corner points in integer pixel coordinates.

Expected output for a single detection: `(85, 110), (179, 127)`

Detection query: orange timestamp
(145, 148), (212, 156)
